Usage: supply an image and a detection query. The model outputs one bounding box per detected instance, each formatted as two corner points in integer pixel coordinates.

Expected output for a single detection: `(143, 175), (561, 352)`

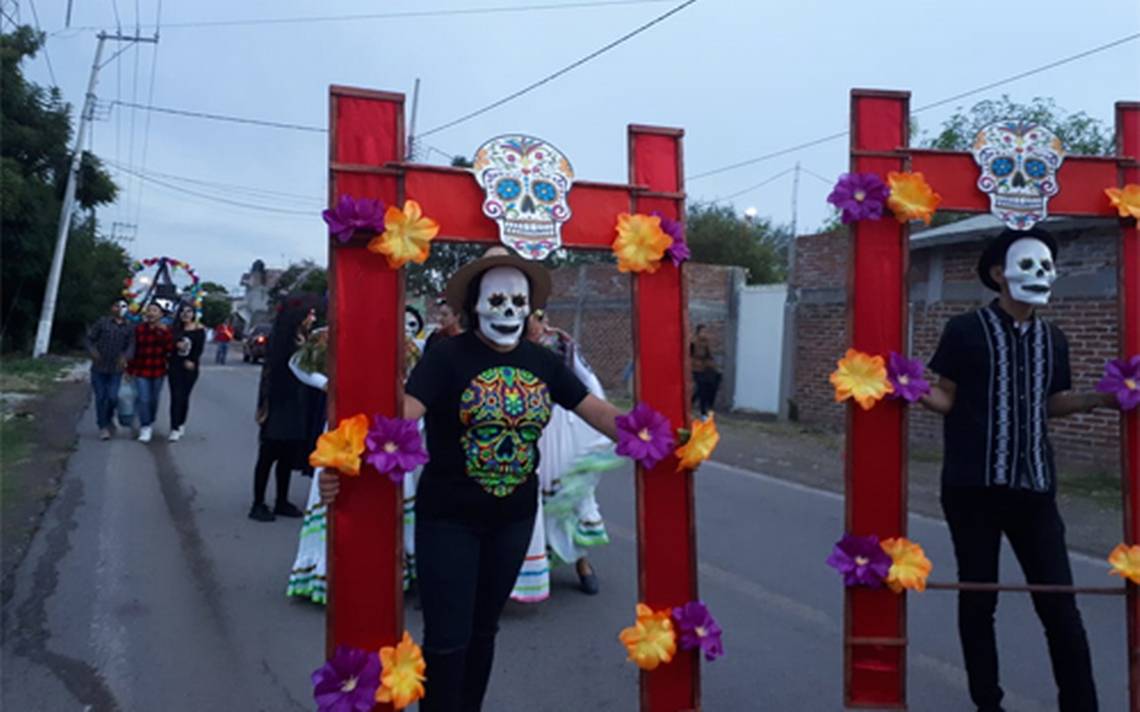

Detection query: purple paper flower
(651, 210), (690, 266)
(886, 351), (931, 403)
(365, 415), (429, 484)
(615, 403), (676, 470)
(312, 645), (381, 712)
(322, 194), (386, 243)
(826, 533), (891, 588)
(827, 173), (889, 224)
(672, 600), (724, 661)
(1097, 355), (1140, 411)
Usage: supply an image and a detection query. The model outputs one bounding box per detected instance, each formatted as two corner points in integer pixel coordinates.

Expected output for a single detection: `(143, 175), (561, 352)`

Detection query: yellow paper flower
(619, 603), (676, 671)
(376, 631), (426, 709)
(309, 413), (369, 476)
(887, 171), (941, 225)
(367, 199), (440, 269)
(880, 537), (933, 593)
(830, 349), (893, 410)
(1108, 543), (1140, 584)
(1106, 185), (1140, 220)
(613, 213), (672, 273)
(675, 414), (720, 471)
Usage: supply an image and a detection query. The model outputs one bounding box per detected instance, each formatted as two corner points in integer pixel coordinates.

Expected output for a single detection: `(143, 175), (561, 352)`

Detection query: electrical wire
(26, 0), (58, 86)
(105, 160), (324, 204)
(112, 163), (318, 215)
(111, 99), (326, 132)
(134, 0), (163, 231)
(417, 0), (698, 138)
(798, 166), (835, 187)
(709, 166), (796, 204)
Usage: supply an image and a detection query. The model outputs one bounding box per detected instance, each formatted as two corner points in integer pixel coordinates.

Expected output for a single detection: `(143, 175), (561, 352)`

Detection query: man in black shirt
(86, 299), (135, 440)
(922, 227), (1118, 712)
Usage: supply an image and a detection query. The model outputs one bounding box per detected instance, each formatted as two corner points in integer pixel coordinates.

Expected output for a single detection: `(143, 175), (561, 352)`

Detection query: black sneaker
(274, 501), (304, 518)
(577, 564), (600, 596)
(248, 503), (275, 522)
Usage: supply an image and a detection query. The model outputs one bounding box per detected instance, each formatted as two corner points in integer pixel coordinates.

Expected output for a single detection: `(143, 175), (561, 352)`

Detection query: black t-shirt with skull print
(406, 330), (590, 524)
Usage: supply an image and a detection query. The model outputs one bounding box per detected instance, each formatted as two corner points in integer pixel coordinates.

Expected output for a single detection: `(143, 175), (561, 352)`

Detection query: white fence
(732, 284), (787, 415)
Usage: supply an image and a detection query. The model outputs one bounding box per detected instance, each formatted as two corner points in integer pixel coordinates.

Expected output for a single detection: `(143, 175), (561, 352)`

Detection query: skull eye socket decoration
(472, 134), (575, 261)
(971, 120), (1065, 231)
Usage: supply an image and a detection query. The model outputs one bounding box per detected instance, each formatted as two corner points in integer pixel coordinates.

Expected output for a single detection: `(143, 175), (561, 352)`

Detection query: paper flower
(613, 213), (673, 273)
(615, 403), (676, 470)
(650, 210), (690, 266)
(1109, 543), (1140, 584)
(887, 171), (941, 225)
(312, 645), (381, 712)
(367, 199), (440, 269)
(675, 414), (720, 471)
(886, 352), (931, 403)
(880, 537), (933, 593)
(365, 415), (429, 483)
(323, 195), (386, 243)
(830, 349), (893, 410)
(671, 601), (724, 661)
(310, 414), (369, 476)
(619, 603), (677, 671)
(827, 173), (890, 224)
(1106, 184), (1140, 220)
(1097, 356), (1140, 411)
(826, 533), (891, 588)
(376, 631), (426, 710)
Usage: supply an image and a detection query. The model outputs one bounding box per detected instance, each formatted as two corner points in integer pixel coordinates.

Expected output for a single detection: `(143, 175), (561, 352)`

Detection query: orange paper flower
(887, 171), (941, 225)
(675, 414), (720, 471)
(376, 631), (426, 709)
(367, 199), (440, 269)
(880, 537), (933, 593)
(613, 213), (673, 273)
(1108, 543), (1140, 584)
(830, 349), (893, 410)
(1106, 185), (1140, 221)
(619, 603), (676, 671)
(309, 413), (369, 476)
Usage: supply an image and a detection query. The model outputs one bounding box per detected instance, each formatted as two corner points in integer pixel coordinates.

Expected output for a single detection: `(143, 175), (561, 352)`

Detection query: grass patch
(0, 356), (71, 393)
(1058, 470), (1121, 508)
(0, 416), (33, 504)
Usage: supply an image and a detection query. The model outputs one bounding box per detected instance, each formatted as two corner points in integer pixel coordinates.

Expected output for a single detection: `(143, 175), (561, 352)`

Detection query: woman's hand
(319, 469), (341, 505)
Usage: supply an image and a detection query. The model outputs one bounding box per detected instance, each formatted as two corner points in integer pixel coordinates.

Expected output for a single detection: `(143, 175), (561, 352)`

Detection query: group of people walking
(86, 299), (205, 443)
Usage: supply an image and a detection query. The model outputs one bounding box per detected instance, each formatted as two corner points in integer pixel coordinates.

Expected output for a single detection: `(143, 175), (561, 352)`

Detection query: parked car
(242, 325), (271, 363)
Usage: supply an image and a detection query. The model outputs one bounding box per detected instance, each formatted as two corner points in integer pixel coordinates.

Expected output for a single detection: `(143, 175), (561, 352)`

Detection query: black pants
(941, 486), (1097, 712)
(252, 439), (299, 507)
(693, 370), (720, 415)
(168, 365), (199, 430)
(415, 516), (533, 712)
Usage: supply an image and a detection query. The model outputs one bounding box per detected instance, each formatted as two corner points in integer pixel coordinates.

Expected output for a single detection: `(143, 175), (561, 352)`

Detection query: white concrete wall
(733, 284), (787, 414)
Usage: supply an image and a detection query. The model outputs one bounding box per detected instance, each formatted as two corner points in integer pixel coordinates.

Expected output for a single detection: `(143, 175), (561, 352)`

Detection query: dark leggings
(415, 516), (533, 712)
(252, 439), (299, 507)
(168, 366), (199, 430)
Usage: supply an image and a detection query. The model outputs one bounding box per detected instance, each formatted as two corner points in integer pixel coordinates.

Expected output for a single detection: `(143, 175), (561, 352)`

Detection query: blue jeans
(91, 370), (122, 430)
(215, 342), (229, 364)
(133, 376), (165, 427)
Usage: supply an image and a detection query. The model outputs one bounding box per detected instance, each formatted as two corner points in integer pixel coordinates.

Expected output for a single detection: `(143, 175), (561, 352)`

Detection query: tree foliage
(685, 203), (790, 284)
(919, 95), (1114, 156)
(269, 260), (328, 304)
(1, 26), (123, 352)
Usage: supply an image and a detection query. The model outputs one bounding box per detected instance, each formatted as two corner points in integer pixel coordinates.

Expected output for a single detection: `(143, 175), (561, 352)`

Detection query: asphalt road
(1, 356), (1129, 711)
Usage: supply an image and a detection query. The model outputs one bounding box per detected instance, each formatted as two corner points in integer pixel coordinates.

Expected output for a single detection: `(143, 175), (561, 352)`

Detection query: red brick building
(792, 215), (1121, 469)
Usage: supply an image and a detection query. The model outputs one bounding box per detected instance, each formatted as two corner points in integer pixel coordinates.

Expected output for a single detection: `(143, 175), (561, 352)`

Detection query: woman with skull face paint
(919, 227), (1119, 712)
(320, 247), (624, 712)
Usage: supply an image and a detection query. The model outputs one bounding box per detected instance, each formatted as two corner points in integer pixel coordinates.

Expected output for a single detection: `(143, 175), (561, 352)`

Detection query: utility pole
(778, 162), (801, 420)
(33, 31), (157, 357)
(407, 77), (421, 161)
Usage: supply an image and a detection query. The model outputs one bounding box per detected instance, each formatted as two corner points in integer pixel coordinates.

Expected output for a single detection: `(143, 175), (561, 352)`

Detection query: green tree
(918, 95), (1114, 155)
(269, 260), (328, 304)
(199, 281), (229, 295)
(685, 203), (790, 284)
(1, 26), (121, 352)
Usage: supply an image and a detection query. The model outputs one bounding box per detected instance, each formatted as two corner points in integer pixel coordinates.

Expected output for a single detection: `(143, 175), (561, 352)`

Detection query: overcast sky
(19, 0), (1140, 289)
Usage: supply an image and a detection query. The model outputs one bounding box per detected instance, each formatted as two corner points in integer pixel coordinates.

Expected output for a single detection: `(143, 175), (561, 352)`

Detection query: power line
(798, 166), (835, 187)
(105, 159), (324, 203)
(112, 163), (317, 215)
(26, 0), (58, 86)
(133, 0), (163, 231)
(418, 0), (698, 138)
(687, 31), (1140, 182)
(710, 166), (796, 204)
(110, 99), (326, 132)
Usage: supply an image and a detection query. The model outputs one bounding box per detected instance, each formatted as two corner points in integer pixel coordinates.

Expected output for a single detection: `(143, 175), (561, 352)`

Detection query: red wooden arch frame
(324, 85), (700, 711)
(843, 89), (1140, 708)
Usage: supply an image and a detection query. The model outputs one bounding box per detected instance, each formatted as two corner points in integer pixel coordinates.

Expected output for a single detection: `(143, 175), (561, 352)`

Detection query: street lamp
(743, 206), (758, 222)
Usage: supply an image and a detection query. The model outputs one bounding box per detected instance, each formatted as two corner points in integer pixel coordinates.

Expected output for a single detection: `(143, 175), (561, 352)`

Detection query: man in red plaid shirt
(127, 303), (174, 442)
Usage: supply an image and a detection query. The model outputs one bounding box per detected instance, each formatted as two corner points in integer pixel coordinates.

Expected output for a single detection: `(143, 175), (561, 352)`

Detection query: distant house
(233, 260), (284, 333)
(791, 215), (1121, 469)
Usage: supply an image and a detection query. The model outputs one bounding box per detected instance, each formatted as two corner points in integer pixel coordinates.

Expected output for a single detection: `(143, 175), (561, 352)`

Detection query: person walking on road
(214, 320), (234, 364)
(691, 324), (721, 417)
(167, 303), (206, 442)
(127, 302), (174, 443)
(85, 299), (135, 440)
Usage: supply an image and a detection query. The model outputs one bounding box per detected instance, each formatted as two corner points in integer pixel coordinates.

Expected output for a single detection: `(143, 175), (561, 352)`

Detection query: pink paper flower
(323, 195), (386, 243)
(615, 403), (675, 470)
(365, 415), (429, 483)
(1097, 356), (1140, 411)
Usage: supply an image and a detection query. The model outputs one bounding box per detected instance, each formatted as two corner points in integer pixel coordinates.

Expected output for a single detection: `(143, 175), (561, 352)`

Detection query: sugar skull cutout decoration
(472, 135), (574, 261)
(971, 121), (1065, 231)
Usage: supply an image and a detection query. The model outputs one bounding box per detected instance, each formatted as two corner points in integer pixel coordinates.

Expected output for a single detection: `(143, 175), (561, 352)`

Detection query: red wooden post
(629, 126), (699, 710)
(1116, 100), (1140, 712)
(844, 90), (910, 708)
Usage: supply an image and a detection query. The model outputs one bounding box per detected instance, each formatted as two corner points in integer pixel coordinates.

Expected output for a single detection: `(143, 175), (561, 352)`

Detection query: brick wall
(792, 227), (1121, 469)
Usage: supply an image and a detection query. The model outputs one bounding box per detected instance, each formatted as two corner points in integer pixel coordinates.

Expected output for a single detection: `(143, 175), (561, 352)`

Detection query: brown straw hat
(444, 246), (552, 311)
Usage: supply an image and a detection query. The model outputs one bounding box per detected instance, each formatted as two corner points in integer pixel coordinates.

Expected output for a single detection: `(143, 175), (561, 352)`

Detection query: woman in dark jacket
(168, 303), (206, 442)
(249, 294), (321, 522)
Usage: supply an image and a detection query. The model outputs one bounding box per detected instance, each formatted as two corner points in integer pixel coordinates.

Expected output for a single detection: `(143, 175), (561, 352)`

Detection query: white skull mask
(405, 311), (421, 338)
(972, 121), (1065, 231)
(476, 267), (530, 347)
(472, 135), (574, 261)
(1003, 238), (1057, 306)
